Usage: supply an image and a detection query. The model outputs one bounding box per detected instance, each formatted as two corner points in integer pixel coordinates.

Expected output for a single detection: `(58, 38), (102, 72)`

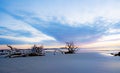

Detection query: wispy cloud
(1, 0), (120, 24)
(0, 9), (107, 43)
(0, 11), (56, 44)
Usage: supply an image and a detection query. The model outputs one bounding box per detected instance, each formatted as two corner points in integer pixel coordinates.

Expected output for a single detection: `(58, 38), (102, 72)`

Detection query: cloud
(105, 28), (120, 34)
(0, 11), (56, 44)
(0, 8), (118, 44)
(97, 34), (120, 42)
(2, 10), (107, 43)
(1, 0), (120, 24)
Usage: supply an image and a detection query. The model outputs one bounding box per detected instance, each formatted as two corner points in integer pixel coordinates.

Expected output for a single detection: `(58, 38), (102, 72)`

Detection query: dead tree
(6, 45), (21, 58)
(64, 42), (78, 54)
(7, 45), (20, 52)
(7, 45), (14, 51)
(30, 45), (45, 56)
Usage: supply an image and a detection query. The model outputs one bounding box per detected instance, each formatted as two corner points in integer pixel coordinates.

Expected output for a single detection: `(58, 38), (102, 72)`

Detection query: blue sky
(0, 0), (120, 49)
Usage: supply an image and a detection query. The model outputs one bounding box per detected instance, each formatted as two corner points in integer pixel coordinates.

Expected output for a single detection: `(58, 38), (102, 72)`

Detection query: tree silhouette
(30, 45), (45, 56)
(7, 45), (14, 50)
(64, 42), (78, 54)
(6, 45), (21, 58)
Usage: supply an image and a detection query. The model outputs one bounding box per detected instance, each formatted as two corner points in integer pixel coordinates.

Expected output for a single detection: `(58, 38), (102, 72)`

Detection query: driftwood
(6, 44), (45, 58)
(111, 52), (120, 56)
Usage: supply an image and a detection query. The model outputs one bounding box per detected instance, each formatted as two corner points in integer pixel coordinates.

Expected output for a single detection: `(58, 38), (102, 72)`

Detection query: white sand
(0, 52), (120, 73)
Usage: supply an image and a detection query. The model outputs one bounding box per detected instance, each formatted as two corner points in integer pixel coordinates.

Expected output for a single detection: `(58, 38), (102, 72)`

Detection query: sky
(0, 0), (120, 50)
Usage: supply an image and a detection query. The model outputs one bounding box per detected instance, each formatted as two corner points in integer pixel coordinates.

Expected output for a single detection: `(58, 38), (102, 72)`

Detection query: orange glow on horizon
(0, 44), (63, 49)
(0, 40), (120, 50)
(81, 40), (120, 50)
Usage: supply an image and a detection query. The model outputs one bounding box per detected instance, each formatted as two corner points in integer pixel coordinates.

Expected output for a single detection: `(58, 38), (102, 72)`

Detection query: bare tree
(7, 45), (20, 52)
(6, 45), (21, 58)
(7, 45), (14, 51)
(64, 42), (78, 54)
(36, 45), (44, 55)
(30, 44), (45, 56)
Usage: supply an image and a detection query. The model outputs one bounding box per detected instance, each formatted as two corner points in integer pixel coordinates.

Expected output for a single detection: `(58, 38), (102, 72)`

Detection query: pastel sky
(0, 0), (120, 50)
